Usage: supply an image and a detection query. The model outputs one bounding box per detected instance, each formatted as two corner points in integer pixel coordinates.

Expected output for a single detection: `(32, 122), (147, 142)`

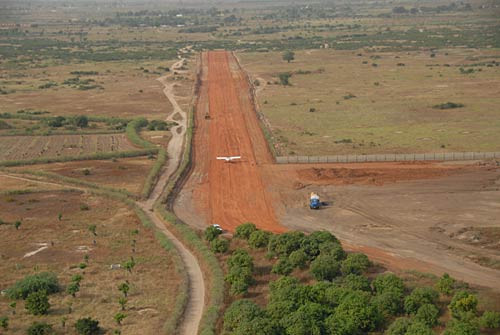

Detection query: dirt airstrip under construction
(174, 50), (500, 291)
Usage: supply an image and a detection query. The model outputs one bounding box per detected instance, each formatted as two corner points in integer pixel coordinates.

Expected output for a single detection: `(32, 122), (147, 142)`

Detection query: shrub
(204, 225), (222, 241)
(340, 253), (371, 275)
(0, 316), (8, 330)
(341, 274), (371, 292)
(404, 287), (439, 315)
(415, 303), (440, 327)
(281, 302), (324, 335)
(436, 273), (456, 295)
(433, 102), (464, 109)
(386, 317), (412, 335)
(405, 321), (434, 335)
(278, 72), (292, 86)
(74, 115), (89, 128)
(25, 290), (50, 315)
(288, 249), (308, 269)
(372, 289), (404, 317)
(268, 231), (305, 257)
(444, 318), (480, 335)
(67, 282), (80, 297)
(248, 230), (271, 248)
(272, 257), (294, 275)
(234, 222), (257, 240)
(223, 299), (264, 332)
(373, 273), (405, 296)
(310, 253), (341, 281)
(282, 50), (295, 63)
(210, 238), (229, 254)
(6, 272), (59, 299)
(449, 291), (478, 320)
(319, 241), (346, 261)
(226, 249), (254, 295)
(27, 322), (53, 335)
(480, 311), (500, 329)
(75, 317), (100, 335)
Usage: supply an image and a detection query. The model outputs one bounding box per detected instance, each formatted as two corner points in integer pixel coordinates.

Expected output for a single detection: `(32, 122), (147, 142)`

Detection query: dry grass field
(0, 190), (181, 334)
(0, 134), (138, 161)
(239, 48), (500, 156)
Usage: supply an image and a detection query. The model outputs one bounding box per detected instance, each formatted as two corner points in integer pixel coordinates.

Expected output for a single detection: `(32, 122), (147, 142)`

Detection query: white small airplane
(216, 156), (241, 162)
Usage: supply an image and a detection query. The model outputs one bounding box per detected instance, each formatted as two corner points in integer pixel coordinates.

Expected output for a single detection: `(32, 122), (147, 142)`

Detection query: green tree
(268, 231), (305, 257)
(0, 316), (8, 330)
(373, 273), (405, 296)
(27, 322), (53, 335)
(289, 249), (308, 269)
(67, 282), (80, 297)
(9, 302), (16, 315)
(234, 222), (257, 239)
(319, 242), (346, 261)
(25, 290), (50, 315)
(272, 257), (295, 275)
(449, 291), (478, 320)
(114, 312), (126, 325)
(74, 115), (88, 128)
(223, 299), (265, 332)
(372, 290), (404, 317)
(122, 258), (136, 273)
(404, 287), (439, 315)
(406, 321), (434, 335)
(480, 311), (500, 329)
(88, 224), (97, 236)
(72, 274), (83, 284)
(282, 50), (295, 63)
(310, 253), (341, 281)
(300, 231), (340, 260)
(75, 317), (100, 335)
(6, 272), (59, 299)
(444, 318), (480, 335)
(415, 303), (440, 327)
(249, 230), (272, 248)
(118, 282), (130, 297)
(204, 225), (222, 241)
(278, 72), (292, 86)
(340, 253), (371, 275)
(340, 274), (371, 292)
(385, 317), (412, 335)
(210, 237), (229, 253)
(436, 273), (456, 295)
(14, 220), (21, 230)
(281, 302), (325, 335)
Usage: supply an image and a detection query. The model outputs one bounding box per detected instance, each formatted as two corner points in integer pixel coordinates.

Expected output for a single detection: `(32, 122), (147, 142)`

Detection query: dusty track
(183, 51), (284, 233)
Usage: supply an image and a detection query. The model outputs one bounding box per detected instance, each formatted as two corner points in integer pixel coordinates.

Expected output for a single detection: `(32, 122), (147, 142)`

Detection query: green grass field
(239, 48), (500, 155)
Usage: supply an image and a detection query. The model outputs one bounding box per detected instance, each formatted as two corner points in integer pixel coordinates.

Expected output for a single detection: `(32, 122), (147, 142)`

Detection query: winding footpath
(139, 57), (205, 335)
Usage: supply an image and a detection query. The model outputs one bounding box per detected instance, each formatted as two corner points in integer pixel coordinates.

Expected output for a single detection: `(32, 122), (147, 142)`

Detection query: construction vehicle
(309, 192), (320, 209)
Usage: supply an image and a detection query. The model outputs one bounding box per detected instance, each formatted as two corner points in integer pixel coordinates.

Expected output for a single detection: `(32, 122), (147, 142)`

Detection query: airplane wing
(228, 156), (241, 160)
(216, 157), (228, 160)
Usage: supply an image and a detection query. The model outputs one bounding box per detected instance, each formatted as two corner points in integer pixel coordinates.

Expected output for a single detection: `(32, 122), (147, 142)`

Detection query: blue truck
(309, 192), (320, 209)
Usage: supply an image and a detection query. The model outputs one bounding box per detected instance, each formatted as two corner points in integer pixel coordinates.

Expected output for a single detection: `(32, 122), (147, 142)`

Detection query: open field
(0, 190), (181, 334)
(239, 48), (500, 156)
(0, 134), (138, 162)
(12, 157), (156, 196)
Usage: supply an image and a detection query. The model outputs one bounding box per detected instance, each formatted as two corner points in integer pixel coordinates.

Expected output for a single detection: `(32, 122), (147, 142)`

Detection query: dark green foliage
(210, 238), (229, 254)
(310, 253), (341, 281)
(479, 311), (500, 329)
(114, 312), (126, 325)
(25, 290), (50, 315)
(223, 299), (265, 332)
(300, 231), (340, 260)
(340, 274), (371, 292)
(118, 282), (129, 297)
(448, 291), (478, 320)
(268, 231), (305, 257)
(6, 272), (59, 299)
(415, 303), (440, 327)
(204, 225), (222, 241)
(404, 287), (439, 315)
(433, 102), (464, 109)
(282, 50), (295, 63)
(0, 316), (8, 330)
(226, 249), (254, 295)
(272, 257), (295, 275)
(288, 249), (308, 269)
(74, 115), (89, 128)
(324, 290), (381, 335)
(373, 273), (405, 296)
(385, 317), (413, 335)
(281, 302), (324, 335)
(444, 318), (480, 335)
(340, 253), (371, 275)
(27, 322), (53, 335)
(405, 321), (434, 335)
(278, 72), (292, 86)
(248, 230), (272, 248)
(372, 290), (404, 318)
(47, 116), (65, 128)
(75, 317), (100, 335)
(67, 282), (80, 297)
(147, 119), (169, 130)
(436, 273), (456, 295)
(319, 242), (346, 261)
(234, 222), (257, 240)
(267, 276), (306, 320)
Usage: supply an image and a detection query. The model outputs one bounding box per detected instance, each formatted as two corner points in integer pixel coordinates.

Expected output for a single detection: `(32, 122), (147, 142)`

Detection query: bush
(25, 290), (50, 315)
(386, 317), (413, 335)
(223, 299), (264, 332)
(74, 115), (89, 128)
(278, 72), (292, 86)
(340, 253), (371, 275)
(248, 230), (271, 248)
(449, 291), (478, 320)
(225, 249), (254, 295)
(281, 302), (324, 335)
(415, 303), (440, 327)
(210, 238), (229, 254)
(319, 241), (346, 261)
(288, 249), (308, 269)
(372, 290), (404, 317)
(204, 225), (222, 241)
(27, 322), (53, 335)
(0, 316), (8, 330)
(75, 317), (100, 335)
(341, 274), (371, 292)
(444, 318), (480, 335)
(234, 222), (257, 240)
(373, 273), (405, 296)
(310, 253), (341, 281)
(405, 321), (434, 335)
(436, 273), (456, 295)
(480, 311), (500, 329)
(272, 257), (295, 275)
(433, 102), (464, 109)
(6, 272), (59, 299)
(268, 231), (305, 257)
(404, 287), (439, 315)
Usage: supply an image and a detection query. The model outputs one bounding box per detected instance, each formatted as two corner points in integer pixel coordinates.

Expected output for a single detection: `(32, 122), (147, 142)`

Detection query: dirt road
(177, 51), (284, 233)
